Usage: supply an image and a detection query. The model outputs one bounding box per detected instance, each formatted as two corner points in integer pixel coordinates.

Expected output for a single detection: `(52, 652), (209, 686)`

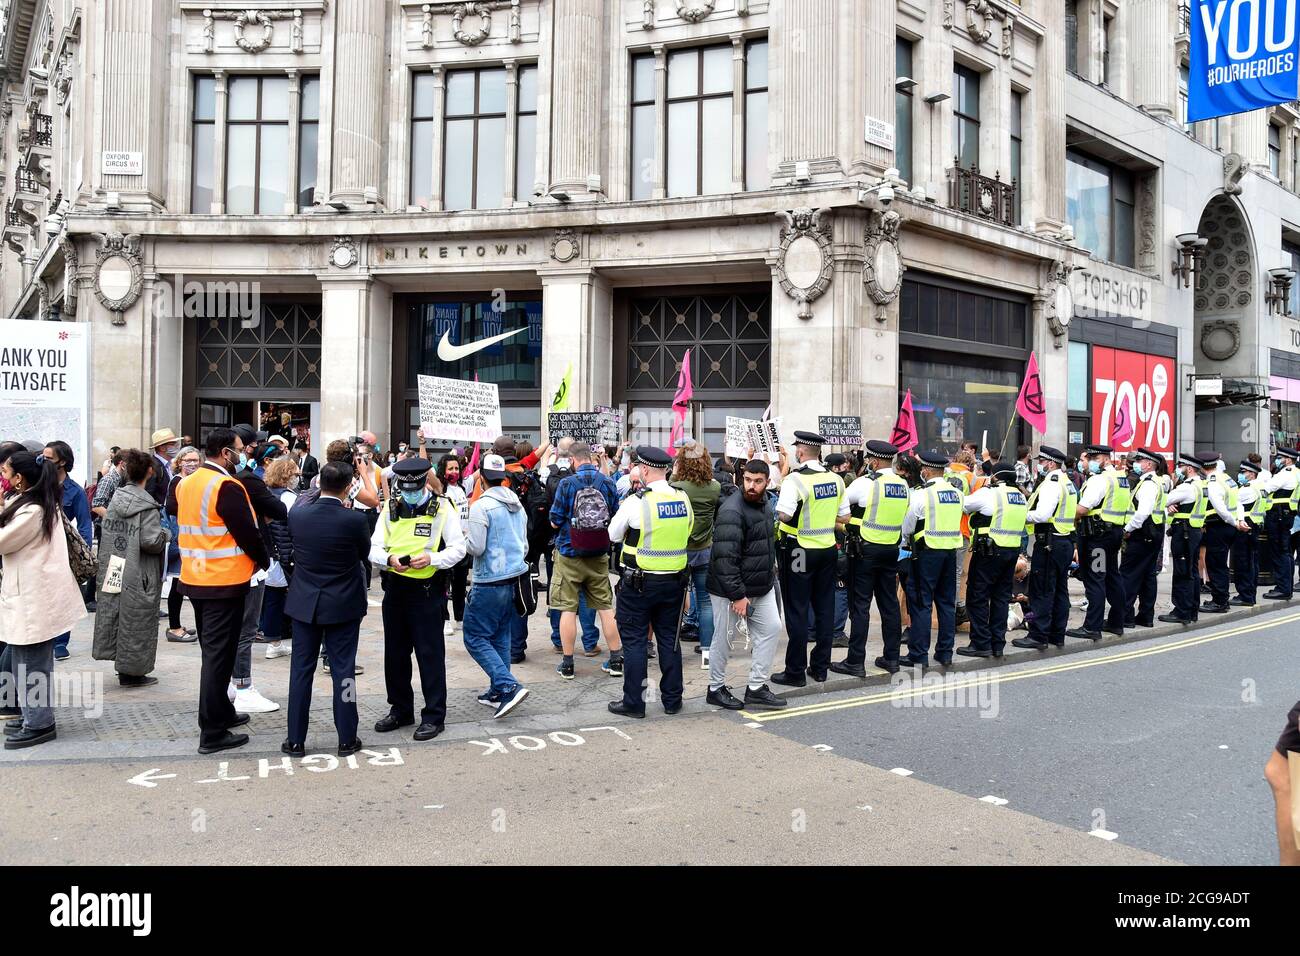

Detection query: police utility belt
(619, 566), (689, 591)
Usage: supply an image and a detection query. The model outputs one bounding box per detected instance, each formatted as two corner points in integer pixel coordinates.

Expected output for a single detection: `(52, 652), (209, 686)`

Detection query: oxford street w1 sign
(1189, 0), (1300, 122)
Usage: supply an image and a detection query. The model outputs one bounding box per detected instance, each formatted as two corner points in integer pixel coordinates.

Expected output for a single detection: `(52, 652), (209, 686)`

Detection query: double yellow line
(741, 611), (1300, 723)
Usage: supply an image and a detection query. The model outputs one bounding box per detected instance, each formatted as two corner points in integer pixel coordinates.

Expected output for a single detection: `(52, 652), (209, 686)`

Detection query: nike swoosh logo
(436, 326), (527, 362)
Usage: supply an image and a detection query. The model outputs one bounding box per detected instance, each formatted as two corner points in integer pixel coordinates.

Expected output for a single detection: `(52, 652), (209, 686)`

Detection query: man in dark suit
(294, 440), (319, 491)
(282, 461), (372, 757)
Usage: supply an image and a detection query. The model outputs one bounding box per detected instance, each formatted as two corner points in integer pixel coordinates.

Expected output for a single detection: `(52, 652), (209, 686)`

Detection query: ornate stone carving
(54, 50), (74, 105)
(1137, 174), (1157, 272)
(863, 209), (904, 306)
(945, 0), (1015, 54)
(1224, 153), (1247, 196)
(642, 0), (655, 30)
(452, 2), (492, 45)
(1200, 320), (1240, 361)
(93, 231), (144, 317)
(421, 4), (435, 46)
(59, 235), (79, 315)
(329, 235), (358, 269)
(1001, 15), (1015, 57)
(202, 8), (304, 54)
(549, 229), (581, 263)
(419, 0), (522, 47)
(1041, 259), (1075, 343)
(675, 0), (717, 23)
(776, 208), (833, 321)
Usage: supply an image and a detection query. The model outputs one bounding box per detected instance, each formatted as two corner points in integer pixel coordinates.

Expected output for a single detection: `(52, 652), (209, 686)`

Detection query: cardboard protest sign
(818, 415), (862, 446)
(417, 375), (502, 444)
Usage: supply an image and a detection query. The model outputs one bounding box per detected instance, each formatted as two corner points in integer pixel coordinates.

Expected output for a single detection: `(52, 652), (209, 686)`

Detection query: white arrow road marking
(812, 744), (833, 752)
(979, 795), (1009, 806)
(1089, 828), (1119, 841)
(889, 767), (913, 777)
(127, 768), (177, 788)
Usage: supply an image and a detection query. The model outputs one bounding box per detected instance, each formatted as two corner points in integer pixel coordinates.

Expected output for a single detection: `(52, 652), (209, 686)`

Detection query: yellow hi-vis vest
(778, 469), (844, 550)
(1222, 476), (1240, 514)
(1133, 472), (1166, 527)
(1170, 477), (1208, 529)
(858, 471), (910, 546)
(1249, 478), (1270, 521)
(1093, 467), (1132, 526)
(975, 484), (1028, 548)
(381, 496), (449, 580)
(916, 478), (963, 550)
(621, 488), (693, 572)
(1028, 471), (1077, 534)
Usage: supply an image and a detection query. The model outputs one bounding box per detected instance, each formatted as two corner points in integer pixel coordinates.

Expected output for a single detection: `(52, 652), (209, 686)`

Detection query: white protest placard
(0, 320), (91, 484)
(725, 416), (757, 458)
(417, 374), (502, 444)
(748, 418), (782, 462)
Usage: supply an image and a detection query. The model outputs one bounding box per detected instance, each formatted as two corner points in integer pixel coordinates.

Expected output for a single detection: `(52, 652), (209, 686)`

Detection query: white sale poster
(0, 320), (91, 484)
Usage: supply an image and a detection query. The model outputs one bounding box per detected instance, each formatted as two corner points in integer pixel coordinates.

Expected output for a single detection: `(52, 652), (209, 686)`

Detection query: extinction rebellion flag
(1188, 0), (1300, 123)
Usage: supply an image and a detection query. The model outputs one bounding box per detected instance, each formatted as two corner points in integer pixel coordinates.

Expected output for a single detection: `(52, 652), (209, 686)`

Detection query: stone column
(503, 61), (519, 202)
(549, 0), (603, 198)
(730, 35), (746, 192)
(652, 45), (667, 200)
(1232, 109), (1271, 171)
(97, 0), (168, 211)
(211, 72), (228, 214)
(539, 268), (613, 437)
(772, 0), (838, 181)
(320, 275), (393, 442)
(329, 2), (385, 207)
(1126, 0), (1174, 118)
(87, 292), (158, 455)
(1033, 3), (1067, 236)
(285, 70), (302, 214)
(856, 0), (894, 176)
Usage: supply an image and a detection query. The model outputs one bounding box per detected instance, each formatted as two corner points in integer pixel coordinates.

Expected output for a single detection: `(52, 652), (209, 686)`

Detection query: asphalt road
(742, 606), (1300, 865)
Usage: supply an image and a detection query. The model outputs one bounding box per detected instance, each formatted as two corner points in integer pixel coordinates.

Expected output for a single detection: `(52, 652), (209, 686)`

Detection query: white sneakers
(265, 642), (290, 660)
(233, 686), (280, 714)
(701, 647), (711, 669)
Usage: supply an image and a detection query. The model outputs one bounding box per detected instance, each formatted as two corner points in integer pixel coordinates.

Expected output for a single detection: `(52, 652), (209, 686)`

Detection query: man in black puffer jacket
(704, 459), (786, 711)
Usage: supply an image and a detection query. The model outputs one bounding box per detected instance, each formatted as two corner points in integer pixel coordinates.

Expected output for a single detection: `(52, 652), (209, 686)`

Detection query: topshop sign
(1189, 0), (1300, 122)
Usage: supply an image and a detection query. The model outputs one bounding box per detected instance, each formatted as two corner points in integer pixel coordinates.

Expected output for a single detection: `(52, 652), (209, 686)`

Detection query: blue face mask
(1238, 472), (1249, 485)
(401, 489), (424, 506)
(1087, 459), (1102, 475)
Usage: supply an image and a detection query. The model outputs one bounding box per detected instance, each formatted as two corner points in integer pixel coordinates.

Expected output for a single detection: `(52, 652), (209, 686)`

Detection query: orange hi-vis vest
(177, 466), (256, 587)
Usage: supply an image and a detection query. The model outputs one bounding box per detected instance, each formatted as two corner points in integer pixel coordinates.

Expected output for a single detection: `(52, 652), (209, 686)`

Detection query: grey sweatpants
(708, 590), (781, 691)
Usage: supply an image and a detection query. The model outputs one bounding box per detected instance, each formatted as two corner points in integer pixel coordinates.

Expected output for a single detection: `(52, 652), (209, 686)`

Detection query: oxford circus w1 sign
(1189, 0), (1300, 122)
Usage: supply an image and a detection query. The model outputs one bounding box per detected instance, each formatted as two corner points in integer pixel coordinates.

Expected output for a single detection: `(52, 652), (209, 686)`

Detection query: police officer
(371, 458), (466, 741)
(832, 440), (906, 675)
(1158, 452), (1208, 625)
(959, 463), (1027, 658)
(819, 452), (854, 648)
(1068, 443), (1130, 640)
(1012, 446), (1077, 651)
(1232, 459), (1269, 606)
(900, 450), (964, 667)
(607, 446), (694, 717)
(1263, 447), (1299, 600)
(1120, 447), (1166, 628)
(1200, 452), (1247, 614)
(772, 431), (847, 686)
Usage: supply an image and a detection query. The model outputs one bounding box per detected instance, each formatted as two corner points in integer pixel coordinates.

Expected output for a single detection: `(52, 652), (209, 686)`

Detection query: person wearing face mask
(1232, 459), (1269, 607)
(166, 427), (270, 754)
(1159, 452), (1210, 625)
(370, 457), (466, 741)
(1012, 446), (1077, 651)
(1262, 447), (1299, 600)
(145, 428), (179, 505)
(1198, 452), (1248, 614)
(1068, 444), (1129, 641)
(1120, 448), (1167, 629)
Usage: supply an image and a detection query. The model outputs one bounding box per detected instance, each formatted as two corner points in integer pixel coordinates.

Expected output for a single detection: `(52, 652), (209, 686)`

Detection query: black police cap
(635, 445), (673, 469)
(865, 439), (898, 459)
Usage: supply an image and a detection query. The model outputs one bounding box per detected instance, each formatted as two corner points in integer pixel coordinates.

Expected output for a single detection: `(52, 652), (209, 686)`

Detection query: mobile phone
(398, 555), (412, 567)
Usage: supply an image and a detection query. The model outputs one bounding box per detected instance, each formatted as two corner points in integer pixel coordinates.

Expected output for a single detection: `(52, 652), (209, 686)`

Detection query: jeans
(462, 582), (522, 697)
(233, 580), (264, 687)
(10, 639), (55, 730)
(54, 632), (70, 654)
(550, 592), (599, 651)
(681, 549), (715, 649)
(260, 584), (290, 642)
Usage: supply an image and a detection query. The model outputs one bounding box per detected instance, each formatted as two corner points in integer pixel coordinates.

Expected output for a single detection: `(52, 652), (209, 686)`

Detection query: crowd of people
(0, 421), (1296, 863)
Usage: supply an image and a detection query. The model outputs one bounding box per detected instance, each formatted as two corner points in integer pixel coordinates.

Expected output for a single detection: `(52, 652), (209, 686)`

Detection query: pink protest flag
(890, 389), (919, 453)
(466, 442), (481, 475)
(1111, 391), (1135, 447)
(1015, 353), (1048, 435)
(669, 348), (693, 450)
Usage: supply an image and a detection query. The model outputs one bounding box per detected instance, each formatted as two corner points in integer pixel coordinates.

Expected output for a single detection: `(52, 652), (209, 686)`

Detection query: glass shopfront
(897, 273), (1030, 459)
(394, 293), (543, 451)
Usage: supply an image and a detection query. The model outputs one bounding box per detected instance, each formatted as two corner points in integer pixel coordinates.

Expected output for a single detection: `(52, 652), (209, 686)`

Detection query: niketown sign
(1188, 0), (1300, 122)
(372, 240), (537, 267)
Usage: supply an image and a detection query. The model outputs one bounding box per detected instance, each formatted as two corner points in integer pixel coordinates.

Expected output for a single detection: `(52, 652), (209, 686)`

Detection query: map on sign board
(417, 374), (502, 444)
(818, 416), (862, 446)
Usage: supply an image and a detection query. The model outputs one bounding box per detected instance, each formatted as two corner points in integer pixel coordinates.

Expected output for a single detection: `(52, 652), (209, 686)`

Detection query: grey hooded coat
(92, 483), (169, 676)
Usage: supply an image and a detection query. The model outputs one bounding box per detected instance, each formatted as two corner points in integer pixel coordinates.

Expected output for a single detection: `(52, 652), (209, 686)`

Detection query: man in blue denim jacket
(462, 454), (531, 719)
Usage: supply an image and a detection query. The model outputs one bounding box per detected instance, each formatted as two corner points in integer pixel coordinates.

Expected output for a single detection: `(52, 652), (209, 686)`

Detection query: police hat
(635, 445), (673, 469)
(1036, 445), (1066, 464)
(1133, 447), (1163, 465)
(1177, 451), (1204, 469)
(1239, 460), (1261, 474)
(992, 464), (1017, 482)
(1198, 450), (1222, 466)
(1083, 443), (1112, 456)
(392, 457), (431, 489)
(917, 450), (948, 469)
(792, 430), (825, 448)
(824, 453), (848, 468)
(865, 439), (898, 460)
(1279, 447), (1300, 460)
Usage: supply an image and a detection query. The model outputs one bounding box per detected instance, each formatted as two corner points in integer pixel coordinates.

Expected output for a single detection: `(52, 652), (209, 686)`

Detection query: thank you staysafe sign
(417, 374), (502, 444)
(1189, 0), (1300, 122)
(0, 320), (90, 485)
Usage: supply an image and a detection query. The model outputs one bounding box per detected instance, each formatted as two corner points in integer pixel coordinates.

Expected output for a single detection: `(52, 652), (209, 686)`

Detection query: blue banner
(1189, 0), (1299, 123)
(526, 301), (543, 357)
(432, 304), (460, 356)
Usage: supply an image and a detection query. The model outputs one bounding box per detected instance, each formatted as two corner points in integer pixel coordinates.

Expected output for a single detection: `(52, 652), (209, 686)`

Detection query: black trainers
(706, 685), (745, 710)
(556, 657), (575, 680)
(743, 684), (787, 709)
(601, 655), (624, 677)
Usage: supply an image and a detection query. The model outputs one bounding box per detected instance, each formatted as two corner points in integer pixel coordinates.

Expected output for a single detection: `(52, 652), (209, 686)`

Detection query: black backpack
(518, 469), (552, 539)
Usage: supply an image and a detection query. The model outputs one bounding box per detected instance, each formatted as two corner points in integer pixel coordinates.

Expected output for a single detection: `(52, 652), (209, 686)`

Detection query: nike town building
(9, 1), (1300, 467)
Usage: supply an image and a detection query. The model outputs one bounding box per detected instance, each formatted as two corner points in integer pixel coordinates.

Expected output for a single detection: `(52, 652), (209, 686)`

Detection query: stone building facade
(2, 0), (1299, 467)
